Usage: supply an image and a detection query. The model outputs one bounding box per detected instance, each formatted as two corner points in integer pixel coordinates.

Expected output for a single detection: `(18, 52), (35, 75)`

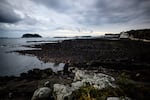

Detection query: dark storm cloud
(76, 0), (150, 26)
(32, 0), (71, 12)
(0, 0), (22, 23)
(0, 0), (150, 37)
(32, 0), (150, 26)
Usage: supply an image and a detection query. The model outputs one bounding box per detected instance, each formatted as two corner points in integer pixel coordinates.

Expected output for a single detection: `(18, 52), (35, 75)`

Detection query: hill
(127, 29), (150, 40)
(22, 33), (42, 38)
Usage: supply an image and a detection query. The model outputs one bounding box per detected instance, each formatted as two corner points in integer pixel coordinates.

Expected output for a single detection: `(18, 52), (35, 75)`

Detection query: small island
(22, 33), (42, 38)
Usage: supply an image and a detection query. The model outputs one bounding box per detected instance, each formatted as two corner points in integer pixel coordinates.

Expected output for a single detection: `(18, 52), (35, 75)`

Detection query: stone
(44, 68), (53, 75)
(53, 69), (116, 100)
(20, 72), (27, 79)
(31, 87), (51, 100)
(73, 70), (85, 81)
(107, 97), (131, 100)
(73, 69), (115, 89)
(71, 81), (84, 91)
(53, 81), (84, 100)
(8, 92), (13, 98)
(136, 73), (140, 77)
(53, 84), (72, 100)
(41, 72), (48, 78)
(44, 81), (50, 87)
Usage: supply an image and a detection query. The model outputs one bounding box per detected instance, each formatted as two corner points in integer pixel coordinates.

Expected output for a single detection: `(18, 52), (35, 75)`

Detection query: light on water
(0, 38), (67, 76)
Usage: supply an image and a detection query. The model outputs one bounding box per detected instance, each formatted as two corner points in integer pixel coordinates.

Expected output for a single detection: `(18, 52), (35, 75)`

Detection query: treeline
(126, 29), (150, 40)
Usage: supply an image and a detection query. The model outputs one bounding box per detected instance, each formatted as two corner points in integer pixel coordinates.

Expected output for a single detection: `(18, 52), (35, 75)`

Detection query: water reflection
(0, 52), (64, 76)
(0, 38), (66, 76)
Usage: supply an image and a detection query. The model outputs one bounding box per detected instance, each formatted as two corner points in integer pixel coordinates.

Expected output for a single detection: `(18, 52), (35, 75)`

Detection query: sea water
(0, 37), (72, 76)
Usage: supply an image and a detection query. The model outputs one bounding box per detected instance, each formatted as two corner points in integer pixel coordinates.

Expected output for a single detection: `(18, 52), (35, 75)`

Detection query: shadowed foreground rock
(49, 69), (115, 100)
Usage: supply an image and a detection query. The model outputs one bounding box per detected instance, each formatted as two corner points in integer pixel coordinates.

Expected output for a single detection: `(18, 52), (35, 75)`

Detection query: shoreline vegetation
(0, 29), (150, 100)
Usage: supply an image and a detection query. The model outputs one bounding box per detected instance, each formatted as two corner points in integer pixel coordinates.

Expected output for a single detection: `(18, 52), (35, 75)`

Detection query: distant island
(22, 33), (42, 38)
(53, 36), (68, 38)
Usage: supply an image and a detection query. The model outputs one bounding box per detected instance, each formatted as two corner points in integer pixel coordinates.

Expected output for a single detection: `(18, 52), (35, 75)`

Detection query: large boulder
(71, 81), (84, 91)
(53, 84), (72, 100)
(31, 87), (52, 100)
(73, 69), (115, 89)
(53, 69), (116, 100)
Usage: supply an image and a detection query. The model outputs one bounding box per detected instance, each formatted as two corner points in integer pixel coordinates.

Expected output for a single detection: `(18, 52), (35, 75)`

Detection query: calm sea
(0, 37), (72, 76)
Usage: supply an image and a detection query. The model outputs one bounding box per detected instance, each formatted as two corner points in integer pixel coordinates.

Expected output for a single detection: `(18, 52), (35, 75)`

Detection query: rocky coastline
(0, 38), (150, 100)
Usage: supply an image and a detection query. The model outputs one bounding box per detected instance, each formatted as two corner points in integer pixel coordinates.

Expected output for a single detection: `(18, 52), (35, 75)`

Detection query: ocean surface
(0, 37), (73, 76)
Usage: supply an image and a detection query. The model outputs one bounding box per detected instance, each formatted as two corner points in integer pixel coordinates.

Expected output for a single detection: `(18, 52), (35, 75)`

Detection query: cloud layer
(0, 0), (150, 37)
(0, 0), (22, 23)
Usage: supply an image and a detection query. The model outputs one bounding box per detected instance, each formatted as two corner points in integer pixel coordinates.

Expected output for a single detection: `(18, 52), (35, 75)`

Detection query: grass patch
(116, 72), (150, 100)
(72, 84), (125, 100)
(71, 72), (150, 100)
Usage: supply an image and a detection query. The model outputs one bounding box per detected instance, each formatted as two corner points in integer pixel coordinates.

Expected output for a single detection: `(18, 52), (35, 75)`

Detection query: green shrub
(72, 85), (125, 100)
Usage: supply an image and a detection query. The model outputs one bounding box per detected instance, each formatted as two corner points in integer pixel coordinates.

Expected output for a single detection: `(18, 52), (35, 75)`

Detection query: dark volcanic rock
(22, 33), (42, 38)
(16, 39), (150, 67)
(20, 68), (54, 80)
(0, 68), (73, 100)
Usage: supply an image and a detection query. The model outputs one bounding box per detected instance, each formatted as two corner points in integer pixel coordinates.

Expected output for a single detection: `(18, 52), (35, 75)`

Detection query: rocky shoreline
(0, 38), (150, 100)
(0, 68), (73, 100)
(15, 38), (150, 82)
(16, 38), (150, 66)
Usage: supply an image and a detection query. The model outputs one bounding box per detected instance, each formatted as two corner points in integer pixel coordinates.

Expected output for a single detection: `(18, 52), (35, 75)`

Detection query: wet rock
(107, 97), (131, 100)
(27, 69), (41, 79)
(44, 81), (50, 87)
(33, 68), (40, 74)
(8, 92), (13, 98)
(41, 72), (48, 78)
(20, 68), (54, 80)
(31, 87), (52, 100)
(20, 72), (27, 79)
(43, 68), (53, 75)
(136, 73), (140, 77)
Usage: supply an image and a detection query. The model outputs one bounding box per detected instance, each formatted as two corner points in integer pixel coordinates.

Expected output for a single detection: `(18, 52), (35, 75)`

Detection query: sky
(0, 0), (150, 37)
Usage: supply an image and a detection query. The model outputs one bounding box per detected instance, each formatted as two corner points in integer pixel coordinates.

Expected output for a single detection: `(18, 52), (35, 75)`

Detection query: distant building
(119, 32), (129, 39)
(104, 33), (120, 38)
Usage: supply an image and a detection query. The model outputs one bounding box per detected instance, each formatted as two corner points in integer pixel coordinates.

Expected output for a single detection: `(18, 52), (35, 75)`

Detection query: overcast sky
(0, 0), (150, 37)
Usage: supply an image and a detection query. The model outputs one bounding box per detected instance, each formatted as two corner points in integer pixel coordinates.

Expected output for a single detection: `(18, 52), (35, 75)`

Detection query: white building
(120, 32), (129, 39)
